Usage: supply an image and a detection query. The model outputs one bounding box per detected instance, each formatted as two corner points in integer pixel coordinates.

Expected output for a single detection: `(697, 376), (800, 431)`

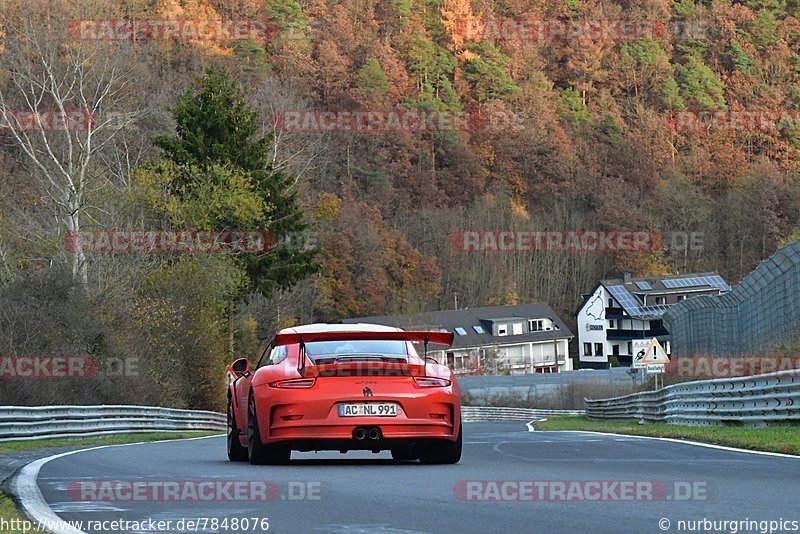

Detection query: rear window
(304, 339), (409, 359)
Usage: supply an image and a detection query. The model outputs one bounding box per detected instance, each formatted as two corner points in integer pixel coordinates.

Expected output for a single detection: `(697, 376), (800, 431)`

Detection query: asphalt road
(28, 422), (800, 533)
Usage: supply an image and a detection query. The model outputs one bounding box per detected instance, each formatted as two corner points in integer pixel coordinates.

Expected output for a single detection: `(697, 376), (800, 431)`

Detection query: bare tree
(0, 235), (14, 285)
(250, 75), (331, 187)
(0, 8), (137, 283)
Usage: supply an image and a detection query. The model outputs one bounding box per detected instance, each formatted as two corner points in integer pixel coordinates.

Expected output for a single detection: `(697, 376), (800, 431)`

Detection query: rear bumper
(273, 436), (451, 453)
(252, 379), (460, 444)
(269, 421), (455, 441)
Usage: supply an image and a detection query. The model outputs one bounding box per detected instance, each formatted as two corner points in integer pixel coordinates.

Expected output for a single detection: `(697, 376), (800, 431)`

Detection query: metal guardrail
(584, 369), (800, 426)
(0, 404), (583, 442)
(462, 406), (584, 422)
(0, 405), (226, 442)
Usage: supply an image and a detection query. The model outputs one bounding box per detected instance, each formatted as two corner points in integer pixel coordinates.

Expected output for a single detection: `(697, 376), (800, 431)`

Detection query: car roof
(278, 323), (405, 334)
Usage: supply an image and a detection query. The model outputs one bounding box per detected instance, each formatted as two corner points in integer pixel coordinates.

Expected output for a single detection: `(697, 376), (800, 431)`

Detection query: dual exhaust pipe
(353, 426), (382, 441)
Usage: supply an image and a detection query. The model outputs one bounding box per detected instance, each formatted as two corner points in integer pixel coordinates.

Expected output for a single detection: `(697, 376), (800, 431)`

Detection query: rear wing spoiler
(274, 330), (454, 347)
(273, 330), (454, 377)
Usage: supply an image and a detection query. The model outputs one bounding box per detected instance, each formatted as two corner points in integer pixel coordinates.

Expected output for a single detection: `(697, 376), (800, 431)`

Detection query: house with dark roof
(575, 272), (730, 368)
(343, 303), (574, 374)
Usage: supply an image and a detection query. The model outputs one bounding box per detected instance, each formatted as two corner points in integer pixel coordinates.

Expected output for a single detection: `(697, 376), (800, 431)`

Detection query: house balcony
(606, 327), (669, 341)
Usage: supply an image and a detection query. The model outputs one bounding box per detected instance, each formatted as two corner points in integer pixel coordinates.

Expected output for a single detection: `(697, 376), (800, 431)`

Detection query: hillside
(1, 0), (799, 406)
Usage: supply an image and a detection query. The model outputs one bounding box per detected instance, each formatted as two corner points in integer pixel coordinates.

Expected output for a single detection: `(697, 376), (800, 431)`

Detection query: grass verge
(536, 416), (800, 455)
(0, 431), (220, 455)
(0, 431), (221, 529)
(0, 493), (23, 530)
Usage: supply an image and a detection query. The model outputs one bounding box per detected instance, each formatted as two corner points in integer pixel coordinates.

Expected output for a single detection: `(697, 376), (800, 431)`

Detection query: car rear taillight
(269, 378), (316, 388)
(413, 377), (451, 387)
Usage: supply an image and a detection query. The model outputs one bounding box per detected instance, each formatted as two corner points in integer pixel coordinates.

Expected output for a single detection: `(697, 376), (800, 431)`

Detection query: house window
(654, 296), (666, 305)
(473, 325), (484, 334)
(583, 343), (592, 356)
(677, 295), (686, 301)
(627, 341), (633, 355)
(528, 319), (544, 332)
(497, 324), (508, 336)
(455, 327), (467, 335)
(612, 345), (620, 356)
(512, 323), (523, 335)
(594, 343), (603, 356)
(609, 320), (615, 329)
(608, 298), (614, 307)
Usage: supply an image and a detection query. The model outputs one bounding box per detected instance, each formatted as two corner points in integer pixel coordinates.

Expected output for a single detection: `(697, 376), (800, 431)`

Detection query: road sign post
(631, 338), (669, 390)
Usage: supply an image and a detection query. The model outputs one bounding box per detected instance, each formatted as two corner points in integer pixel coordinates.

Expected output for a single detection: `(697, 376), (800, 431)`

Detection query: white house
(344, 303), (574, 374)
(575, 272), (730, 368)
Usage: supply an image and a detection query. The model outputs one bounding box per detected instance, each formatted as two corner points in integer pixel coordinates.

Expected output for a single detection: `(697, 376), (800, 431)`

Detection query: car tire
(227, 398), (248, 462)
(247, 391), (291, 465)
(418, 423), (462, 465)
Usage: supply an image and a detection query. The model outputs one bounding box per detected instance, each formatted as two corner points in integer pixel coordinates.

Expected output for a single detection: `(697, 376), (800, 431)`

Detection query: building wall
(663, 240), (800, 356)
(577, 285), (610, 364)
(432, 339), (572, 374)
(577, 286), (669, 366)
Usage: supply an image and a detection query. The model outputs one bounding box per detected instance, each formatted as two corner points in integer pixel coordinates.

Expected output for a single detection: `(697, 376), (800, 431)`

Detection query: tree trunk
(228, 301), (236, 360)
(66, 203), (88, 285)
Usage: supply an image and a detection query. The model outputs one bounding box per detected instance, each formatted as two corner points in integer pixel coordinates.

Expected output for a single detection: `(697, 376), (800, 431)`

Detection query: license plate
(338, 403), (398, 417)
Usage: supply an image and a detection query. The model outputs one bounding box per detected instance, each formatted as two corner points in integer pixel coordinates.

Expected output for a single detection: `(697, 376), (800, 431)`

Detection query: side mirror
(230, 357), (250, 377)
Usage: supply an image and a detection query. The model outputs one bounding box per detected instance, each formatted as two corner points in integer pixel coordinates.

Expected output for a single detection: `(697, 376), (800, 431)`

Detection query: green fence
(663, 240), (800, 356)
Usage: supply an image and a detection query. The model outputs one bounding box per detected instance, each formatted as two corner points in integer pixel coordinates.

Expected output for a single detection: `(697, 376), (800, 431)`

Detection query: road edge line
(535, 428), (800, 459)
(11, 434), (222, 534)
(525, 419), (545, 432)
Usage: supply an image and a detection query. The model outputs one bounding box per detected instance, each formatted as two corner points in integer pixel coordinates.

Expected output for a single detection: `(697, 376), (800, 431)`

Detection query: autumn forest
(1, 0), (799, 407)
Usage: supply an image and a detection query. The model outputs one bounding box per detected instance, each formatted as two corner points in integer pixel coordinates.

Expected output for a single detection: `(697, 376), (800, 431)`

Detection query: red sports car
(225, 323), (461, 465)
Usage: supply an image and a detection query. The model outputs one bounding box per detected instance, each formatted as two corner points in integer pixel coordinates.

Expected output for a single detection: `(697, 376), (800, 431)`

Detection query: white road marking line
(538, 429), (800, 459)
(526, 418), (545, 432)
(11, 435), (223, 534)
(49, 502), (128, 513)
(491, 442), (539, 463)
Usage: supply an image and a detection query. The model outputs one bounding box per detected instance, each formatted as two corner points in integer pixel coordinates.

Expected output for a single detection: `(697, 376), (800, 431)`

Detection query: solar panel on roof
(608, 285), (679, 318)
(706, 275), (731, 291)
(607, 285), (644, 316)
(663, 275), (730, 291)
(635, 281), (652, 290)
(639, 305), (672, 317)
